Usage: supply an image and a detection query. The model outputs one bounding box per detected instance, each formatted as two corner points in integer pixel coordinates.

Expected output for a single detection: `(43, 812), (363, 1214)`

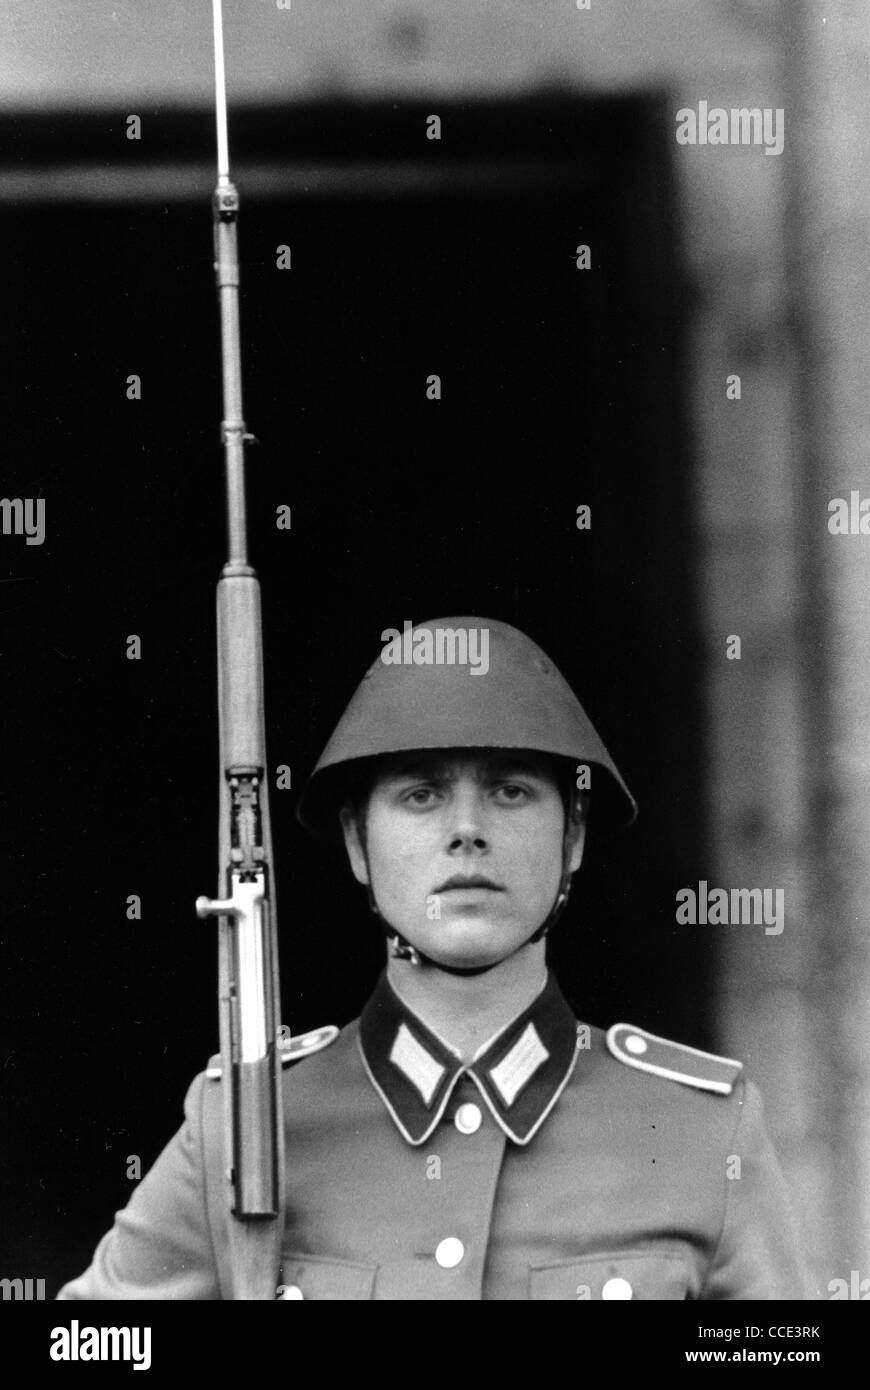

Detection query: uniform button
(624, 1034), (648, 1055)
(602, 1276), (633, 1300)
(435, 1237), (465, 1269)
(277, 1284), (304, 1300)
(455, 1102), (482, 1134)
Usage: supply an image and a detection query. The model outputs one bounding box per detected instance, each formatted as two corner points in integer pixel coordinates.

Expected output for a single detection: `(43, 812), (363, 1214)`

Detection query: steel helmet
(297, 616), (637, 839)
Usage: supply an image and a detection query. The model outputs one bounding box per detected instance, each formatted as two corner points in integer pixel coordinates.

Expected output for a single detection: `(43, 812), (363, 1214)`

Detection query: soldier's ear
(340, 806), (371, 885)
(565, 793), (589, 875)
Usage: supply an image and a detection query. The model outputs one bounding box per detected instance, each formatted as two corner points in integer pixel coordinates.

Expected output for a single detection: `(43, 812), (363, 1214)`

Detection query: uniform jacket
(58, 971), (808, 1300)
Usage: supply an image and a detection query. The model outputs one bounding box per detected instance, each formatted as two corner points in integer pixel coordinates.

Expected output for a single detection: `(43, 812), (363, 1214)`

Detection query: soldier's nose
(445, 780), (491, 850)
(448, 829), (488, 851)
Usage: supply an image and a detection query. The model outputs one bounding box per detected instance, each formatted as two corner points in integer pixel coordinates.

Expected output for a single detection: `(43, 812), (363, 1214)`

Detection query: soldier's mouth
(435, 875), (504, 892)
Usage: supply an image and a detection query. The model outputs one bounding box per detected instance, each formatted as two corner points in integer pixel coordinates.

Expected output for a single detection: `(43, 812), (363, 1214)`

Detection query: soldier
(58, 617), (809, 1300)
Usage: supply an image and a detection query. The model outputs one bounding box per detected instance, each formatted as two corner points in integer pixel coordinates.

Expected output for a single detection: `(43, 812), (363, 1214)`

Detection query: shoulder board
(206, 1024), (339, 1081)
(606, 1022), (743, 1096)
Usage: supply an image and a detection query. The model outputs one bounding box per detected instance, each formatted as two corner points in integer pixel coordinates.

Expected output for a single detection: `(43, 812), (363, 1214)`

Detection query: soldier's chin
(416, 918), (511, 969)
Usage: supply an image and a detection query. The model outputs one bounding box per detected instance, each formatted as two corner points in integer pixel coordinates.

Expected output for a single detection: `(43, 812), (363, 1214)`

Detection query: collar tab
(359, 972), (580, 1146)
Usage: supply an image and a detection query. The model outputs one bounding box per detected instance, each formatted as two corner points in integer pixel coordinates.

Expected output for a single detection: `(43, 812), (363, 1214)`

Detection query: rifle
(194, 0), (285, 1301)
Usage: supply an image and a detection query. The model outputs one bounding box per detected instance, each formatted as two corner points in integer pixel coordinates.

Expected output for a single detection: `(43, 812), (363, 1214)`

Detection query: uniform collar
(358, 969), (581, 1147)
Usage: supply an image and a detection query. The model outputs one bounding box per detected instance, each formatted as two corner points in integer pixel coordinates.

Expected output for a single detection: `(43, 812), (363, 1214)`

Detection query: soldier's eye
(402, 786), (439, 806)
(494, 783), (530, 803)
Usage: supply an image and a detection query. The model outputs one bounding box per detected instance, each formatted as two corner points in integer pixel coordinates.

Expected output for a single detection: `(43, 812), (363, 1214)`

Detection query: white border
(606, 1023), (742, 1096)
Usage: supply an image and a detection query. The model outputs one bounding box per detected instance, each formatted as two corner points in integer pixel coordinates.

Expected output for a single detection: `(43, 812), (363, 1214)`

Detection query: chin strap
(366, 793), (582, 976)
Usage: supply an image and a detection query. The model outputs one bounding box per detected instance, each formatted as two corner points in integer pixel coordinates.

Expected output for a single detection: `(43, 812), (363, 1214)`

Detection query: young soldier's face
(341, 750), (585, 969)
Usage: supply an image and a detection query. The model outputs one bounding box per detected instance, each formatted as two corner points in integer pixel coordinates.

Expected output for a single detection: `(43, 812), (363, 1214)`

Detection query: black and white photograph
(2, 0), (868, 1345)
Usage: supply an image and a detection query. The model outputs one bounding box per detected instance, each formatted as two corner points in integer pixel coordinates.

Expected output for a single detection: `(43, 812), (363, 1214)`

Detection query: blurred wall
(0, 2), (788, 108)
(5, 0), (868, 1299)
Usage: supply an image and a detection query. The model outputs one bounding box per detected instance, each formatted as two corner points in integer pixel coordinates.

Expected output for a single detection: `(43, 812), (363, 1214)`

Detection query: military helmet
(296, 616), (637, 840)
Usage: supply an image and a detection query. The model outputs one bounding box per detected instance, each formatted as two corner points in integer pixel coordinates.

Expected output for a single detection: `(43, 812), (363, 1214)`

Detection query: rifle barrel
(195, 0), (285, 1301)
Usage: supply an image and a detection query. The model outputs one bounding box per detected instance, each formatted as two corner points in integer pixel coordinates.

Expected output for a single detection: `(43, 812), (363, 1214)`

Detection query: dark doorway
(2, 96), (706, 1292)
